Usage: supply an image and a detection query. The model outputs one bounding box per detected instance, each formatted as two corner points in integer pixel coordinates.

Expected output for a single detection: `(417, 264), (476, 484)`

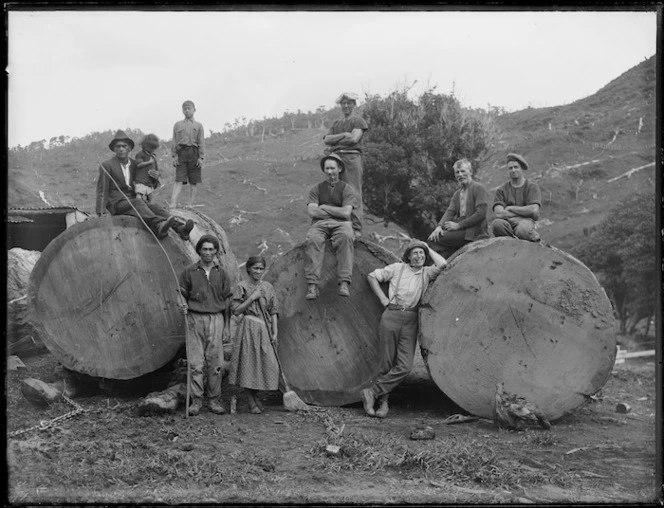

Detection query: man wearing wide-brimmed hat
(323, 92), (368, 236)
(362, 239), (447, 418)
(96, 130), (194, 240)
(304, 153), (358, 300)
(490, 153), (542, 242)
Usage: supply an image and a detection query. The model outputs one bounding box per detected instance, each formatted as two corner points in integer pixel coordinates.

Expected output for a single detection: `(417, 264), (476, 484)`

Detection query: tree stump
(264, 238), (399, 406)
(419, 237), (616, 420)
(27, 214), (237, 380)
(7, 248), (45, 356)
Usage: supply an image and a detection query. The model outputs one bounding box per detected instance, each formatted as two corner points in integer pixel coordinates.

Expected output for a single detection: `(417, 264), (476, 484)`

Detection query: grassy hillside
(8, 56), (657, 261)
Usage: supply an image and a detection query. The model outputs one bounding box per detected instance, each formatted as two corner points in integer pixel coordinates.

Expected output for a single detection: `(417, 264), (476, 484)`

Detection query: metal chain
(8, 395), (87, 438)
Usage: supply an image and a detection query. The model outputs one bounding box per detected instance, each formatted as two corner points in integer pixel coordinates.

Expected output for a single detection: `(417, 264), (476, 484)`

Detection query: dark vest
(317, 180), (347, 207)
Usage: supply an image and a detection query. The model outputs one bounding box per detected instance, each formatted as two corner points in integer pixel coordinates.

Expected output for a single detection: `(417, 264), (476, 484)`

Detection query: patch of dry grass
(311, 429), (572, 489)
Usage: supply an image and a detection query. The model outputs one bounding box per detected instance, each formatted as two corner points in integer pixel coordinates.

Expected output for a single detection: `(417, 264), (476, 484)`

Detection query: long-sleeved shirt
(179, 259), (232, 314)
(171, 118), (205, 159)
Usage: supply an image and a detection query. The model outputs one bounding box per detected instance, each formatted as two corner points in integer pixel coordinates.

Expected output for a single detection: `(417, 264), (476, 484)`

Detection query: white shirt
(120, 161), (131, 186)
(370, 262), (443, 309)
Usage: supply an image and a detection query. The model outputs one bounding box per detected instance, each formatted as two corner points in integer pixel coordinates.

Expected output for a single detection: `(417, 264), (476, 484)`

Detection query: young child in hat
(134, 133), (161, 202)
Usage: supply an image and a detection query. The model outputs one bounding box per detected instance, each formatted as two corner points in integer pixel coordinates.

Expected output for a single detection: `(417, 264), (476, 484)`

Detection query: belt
(179, 145), (198, 150)
(387, 303), (418, 312)
(336, 149), (361, 154)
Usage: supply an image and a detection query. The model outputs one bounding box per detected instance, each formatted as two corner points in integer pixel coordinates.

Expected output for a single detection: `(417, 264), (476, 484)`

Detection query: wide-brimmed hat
(506, 153), (528, 170)
(320, 153), (346, 173)
(402, 239), (432, 264)
(335, 92), (359, 104)
(109, 130), (135, 151)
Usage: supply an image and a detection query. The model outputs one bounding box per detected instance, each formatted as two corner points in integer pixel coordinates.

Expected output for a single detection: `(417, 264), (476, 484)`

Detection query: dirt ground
(6, 345), (660, 505)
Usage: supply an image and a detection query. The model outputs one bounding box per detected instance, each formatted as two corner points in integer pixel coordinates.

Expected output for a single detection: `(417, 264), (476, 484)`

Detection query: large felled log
(419, 237), (616, 421)
(27, 213), (238, 380)
(264, 238), (399, 406)
(7, 248), (45, 355)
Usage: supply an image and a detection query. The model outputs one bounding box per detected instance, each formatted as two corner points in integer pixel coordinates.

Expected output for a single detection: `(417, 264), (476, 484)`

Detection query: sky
(7, 8), (659, 148)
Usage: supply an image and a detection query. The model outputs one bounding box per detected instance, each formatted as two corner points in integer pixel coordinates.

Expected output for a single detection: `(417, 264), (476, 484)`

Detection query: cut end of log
(420, 237), (616, 420)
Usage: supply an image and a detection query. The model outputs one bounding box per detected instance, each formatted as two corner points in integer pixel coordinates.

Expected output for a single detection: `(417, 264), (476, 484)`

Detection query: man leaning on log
(96, 130), (194, 241)
(362, 240), (447, 418)
(490, 153), (542, 242)
(427, 158), (489, 258)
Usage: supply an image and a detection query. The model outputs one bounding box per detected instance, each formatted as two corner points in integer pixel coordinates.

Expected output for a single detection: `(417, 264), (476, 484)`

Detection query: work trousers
(113, 198), (169, 235)
(304, 219), (354, 285)
(186, 311), (225, 401)
(337, 152), (364, 232)
(427, 230), (472, 259)
(370, 309), (419, 397)
(491, 217), (540, 242)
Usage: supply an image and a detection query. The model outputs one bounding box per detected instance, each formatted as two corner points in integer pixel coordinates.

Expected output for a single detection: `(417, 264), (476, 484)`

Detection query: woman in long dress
(228, 256), (280, 413)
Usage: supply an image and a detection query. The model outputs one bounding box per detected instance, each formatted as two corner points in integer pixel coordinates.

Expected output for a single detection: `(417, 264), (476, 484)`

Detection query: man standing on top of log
(323, 92), (368, 237)
(96, 130), (194, 241)
(362, 240), (447, 418)
(427, 158), (489, 258)
(490, 153), (542, 242)
(304, 153), (358, 300)
(177, 234), (233, 416)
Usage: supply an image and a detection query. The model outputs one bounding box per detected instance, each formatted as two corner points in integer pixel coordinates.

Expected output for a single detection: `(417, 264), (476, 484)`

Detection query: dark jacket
(96, 156), (136, 215)
(438, 180), (489, 242)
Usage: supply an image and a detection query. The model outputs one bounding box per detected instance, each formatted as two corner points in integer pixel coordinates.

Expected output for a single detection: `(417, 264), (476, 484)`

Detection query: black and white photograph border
(5, 3), (662, 505)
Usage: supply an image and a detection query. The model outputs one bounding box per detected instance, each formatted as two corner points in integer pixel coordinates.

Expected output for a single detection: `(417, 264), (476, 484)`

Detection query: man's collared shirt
(120, 160), (131, 186)
(178, 258), (232, 314)
(370, 262), (443, 309)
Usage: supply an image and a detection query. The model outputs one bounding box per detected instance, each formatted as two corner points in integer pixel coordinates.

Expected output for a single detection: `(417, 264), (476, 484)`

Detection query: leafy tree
(572, 190), (656, 334)
(362, 86), (498, 239)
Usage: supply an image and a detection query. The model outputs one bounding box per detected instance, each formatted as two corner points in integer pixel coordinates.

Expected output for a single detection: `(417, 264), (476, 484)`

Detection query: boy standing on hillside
(170, 100), (205, 209)
(490, 153), (542, 242)
(323, 92), (368, 236)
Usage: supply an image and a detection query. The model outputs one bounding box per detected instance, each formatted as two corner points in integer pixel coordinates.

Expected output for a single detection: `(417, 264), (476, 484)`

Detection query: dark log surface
(27, 214), (237, 380)
(419, 237), (616, 420)
(8, 248), (42, 354)
(264, 238), (399, 406)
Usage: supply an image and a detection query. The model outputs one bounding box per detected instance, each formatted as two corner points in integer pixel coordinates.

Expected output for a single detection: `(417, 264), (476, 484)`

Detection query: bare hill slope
(8, 56), (656, 260)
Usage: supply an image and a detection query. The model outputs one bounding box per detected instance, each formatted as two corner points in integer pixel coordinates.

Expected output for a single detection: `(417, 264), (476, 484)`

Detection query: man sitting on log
(362, 240), (447, 418)
(490, 153), (542, 242)
(96, 130), (194, 241)
(304, 153), (358, 300)
(427, 158), (489, 258)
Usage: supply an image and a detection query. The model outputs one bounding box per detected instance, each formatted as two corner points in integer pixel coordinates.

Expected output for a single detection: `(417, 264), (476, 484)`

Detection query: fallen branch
(607, 162), (655, 183)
